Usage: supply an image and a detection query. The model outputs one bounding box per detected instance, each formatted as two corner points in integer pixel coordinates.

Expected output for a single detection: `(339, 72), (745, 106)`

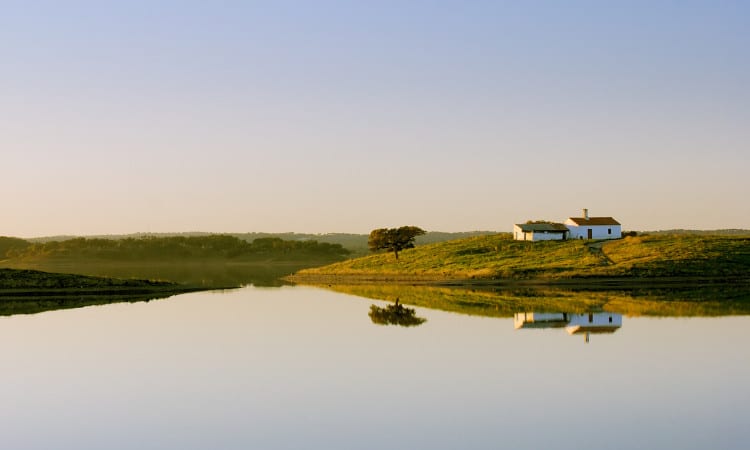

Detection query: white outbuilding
(564, 209), (622, 240)
(513, 223), (570, 241)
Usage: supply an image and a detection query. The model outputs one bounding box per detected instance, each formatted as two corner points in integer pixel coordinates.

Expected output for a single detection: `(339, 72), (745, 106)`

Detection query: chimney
(583, 208), (589, 220)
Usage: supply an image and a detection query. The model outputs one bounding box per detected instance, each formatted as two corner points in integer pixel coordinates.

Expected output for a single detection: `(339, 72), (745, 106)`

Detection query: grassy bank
(0, 268), (225, 316)
(290, 233), (750, 283)
(0, 268), (210, 296)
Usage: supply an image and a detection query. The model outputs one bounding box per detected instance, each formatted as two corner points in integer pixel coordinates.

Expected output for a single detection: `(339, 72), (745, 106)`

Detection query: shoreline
(0, 285), (223, 298)
(284, 274), (750, 290)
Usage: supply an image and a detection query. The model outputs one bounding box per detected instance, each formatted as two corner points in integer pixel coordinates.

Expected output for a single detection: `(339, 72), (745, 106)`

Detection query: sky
(2, 0), (748, 237)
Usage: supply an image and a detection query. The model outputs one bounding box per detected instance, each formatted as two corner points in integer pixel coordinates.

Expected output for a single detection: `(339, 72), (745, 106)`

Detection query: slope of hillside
(289, 234), (750, 283)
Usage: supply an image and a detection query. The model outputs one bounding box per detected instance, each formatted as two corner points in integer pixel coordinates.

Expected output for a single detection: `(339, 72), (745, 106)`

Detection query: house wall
(529, 231), (566, 241)
(565, 222), (622, 240)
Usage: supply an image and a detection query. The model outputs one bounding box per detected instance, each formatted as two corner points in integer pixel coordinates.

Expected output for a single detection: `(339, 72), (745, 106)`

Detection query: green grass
(292, 233), (750, 281)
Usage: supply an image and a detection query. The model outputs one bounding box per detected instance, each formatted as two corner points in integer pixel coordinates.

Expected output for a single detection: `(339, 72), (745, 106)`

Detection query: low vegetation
(291, 233), (750, 282)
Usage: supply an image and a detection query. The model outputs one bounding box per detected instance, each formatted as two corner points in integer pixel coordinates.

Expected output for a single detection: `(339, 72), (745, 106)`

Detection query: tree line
(1, 235), (350, 261)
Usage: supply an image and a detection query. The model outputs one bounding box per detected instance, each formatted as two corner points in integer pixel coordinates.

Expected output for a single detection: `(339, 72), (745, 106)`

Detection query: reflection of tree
(368, 299), (426, 327)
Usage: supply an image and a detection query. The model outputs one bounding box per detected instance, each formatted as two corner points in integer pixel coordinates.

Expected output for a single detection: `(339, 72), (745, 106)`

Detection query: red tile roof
(567, 217), (620, 226)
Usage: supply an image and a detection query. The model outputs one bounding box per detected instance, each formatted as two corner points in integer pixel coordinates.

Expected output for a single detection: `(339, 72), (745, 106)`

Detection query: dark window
(588, 313), (593, 323)
(609, 316), (613, 323)
(608, 228), (612, 234)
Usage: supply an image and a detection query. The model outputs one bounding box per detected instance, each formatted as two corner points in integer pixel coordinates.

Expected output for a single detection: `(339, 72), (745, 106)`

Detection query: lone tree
(368, 226), (426, 260)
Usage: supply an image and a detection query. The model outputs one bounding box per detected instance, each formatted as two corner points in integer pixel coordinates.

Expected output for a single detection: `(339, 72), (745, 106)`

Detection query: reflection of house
(565, 313), (622, 335)
(514, 312), (569, 329)
(514, 311), (622, 342)
(513, 223), (570, 241)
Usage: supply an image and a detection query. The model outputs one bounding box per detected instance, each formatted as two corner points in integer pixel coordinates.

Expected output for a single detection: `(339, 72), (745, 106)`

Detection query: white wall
(565, 222), (622, 240)
(529, 231), (566, 241)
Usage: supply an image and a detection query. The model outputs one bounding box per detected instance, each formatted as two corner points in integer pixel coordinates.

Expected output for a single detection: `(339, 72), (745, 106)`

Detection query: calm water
(2, 285), (749, 450)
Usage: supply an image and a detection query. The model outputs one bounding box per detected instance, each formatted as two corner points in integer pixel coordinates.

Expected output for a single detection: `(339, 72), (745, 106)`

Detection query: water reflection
(368, 299), (427, 327)
(315, 283), (750, 318)
(514, 311), (623, 343)
(0, 291), (180, 316)
(2, 286), (748, 449)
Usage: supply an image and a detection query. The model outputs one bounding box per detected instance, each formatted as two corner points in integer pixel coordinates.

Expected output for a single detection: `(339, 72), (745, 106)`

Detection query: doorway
(587, 228), (593, 239)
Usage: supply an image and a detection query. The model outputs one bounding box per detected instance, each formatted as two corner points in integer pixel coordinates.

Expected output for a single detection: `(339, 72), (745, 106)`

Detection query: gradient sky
(2, 1), (748, 237)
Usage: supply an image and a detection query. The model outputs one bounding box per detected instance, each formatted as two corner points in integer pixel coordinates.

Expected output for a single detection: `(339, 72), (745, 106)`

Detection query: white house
(564, 209), (621, 240)
(513, 223), (570, 241)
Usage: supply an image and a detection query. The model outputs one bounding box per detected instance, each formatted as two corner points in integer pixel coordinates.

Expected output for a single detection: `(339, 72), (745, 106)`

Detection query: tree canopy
(4, 235), (350, 261)
(367, 226), (426, 259)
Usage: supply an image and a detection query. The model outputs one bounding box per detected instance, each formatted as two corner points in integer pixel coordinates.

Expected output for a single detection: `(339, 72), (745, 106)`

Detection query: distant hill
(23, 231), (501, 255)
(646, 229), (750, 236)
(0, 237), (32, 256)
(4, 235), (350, 262)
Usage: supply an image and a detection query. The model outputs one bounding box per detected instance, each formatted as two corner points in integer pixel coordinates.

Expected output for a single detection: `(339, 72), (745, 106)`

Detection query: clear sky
(2, 1), (748, 237)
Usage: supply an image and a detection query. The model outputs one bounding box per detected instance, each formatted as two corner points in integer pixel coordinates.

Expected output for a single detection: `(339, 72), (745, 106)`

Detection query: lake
(1, 285), (749, 449)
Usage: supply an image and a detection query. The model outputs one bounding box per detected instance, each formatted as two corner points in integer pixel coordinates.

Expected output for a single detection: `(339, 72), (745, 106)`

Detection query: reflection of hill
(0, 292), (179, 316)
(0, 268), (207, 316)
(320, 284), (750, 318)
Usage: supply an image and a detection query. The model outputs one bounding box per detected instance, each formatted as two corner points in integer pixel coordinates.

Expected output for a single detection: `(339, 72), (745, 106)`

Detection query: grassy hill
(290, 233), (750, 282)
